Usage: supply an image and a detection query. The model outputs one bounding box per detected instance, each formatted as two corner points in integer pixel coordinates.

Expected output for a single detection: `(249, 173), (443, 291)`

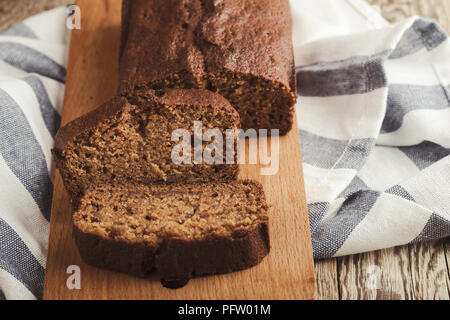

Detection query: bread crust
(119, 0), (297, 135)
(73, 221), (269, 288)
(72, 180), (270, 288)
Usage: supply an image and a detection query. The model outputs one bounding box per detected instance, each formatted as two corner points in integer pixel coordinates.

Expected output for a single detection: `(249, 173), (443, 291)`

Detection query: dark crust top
(131, 87), (241, 117)
(119, 0), (297, 94)
(53, 88), (240, 154)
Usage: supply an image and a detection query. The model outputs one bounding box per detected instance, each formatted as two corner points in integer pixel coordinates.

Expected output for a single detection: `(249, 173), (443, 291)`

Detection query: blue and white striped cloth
(292, 0), (450, 259)
(0, 1), (449, 299)
(0, 7), (68, 300)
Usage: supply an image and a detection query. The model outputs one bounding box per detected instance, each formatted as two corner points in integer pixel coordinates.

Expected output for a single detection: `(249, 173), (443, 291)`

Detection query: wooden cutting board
(43, 0), (315, 300)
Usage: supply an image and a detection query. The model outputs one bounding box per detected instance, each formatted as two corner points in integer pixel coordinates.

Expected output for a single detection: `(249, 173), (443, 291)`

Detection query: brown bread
(73, 180), (270, 288)
(52, 88), (240, 201)
(119, 0), (297, 135)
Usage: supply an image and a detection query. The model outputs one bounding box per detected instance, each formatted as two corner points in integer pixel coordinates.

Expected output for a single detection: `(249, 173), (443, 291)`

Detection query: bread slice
(53, 89), (240, 200)
(73, 180), (270, 288)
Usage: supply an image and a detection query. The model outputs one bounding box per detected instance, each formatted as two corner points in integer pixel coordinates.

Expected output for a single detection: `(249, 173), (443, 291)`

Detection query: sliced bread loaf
(53, 89), (240, 200)
(119, 0), (297, 135)
(73, 180), (270, 288)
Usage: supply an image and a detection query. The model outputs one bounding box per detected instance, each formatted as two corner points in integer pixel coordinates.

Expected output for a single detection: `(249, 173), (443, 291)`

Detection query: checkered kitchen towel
(0, 0), (449, 299)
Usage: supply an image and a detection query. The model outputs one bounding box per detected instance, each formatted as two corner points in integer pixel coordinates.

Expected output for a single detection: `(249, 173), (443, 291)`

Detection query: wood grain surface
(42, 0), (315, 300)
(367, 0), (450, 31)
(0, 0), (71, 32)
(1, 0), (449, 300)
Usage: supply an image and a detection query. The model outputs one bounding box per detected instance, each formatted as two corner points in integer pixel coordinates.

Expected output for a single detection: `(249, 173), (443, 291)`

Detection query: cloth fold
(0, 1), (448, 299)
(0, 6), (68, 300)
(293, 2), (450, 258)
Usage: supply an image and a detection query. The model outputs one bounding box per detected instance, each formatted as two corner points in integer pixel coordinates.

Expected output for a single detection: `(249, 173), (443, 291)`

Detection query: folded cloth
(292, 1), (450, 259)
(0, 0), (448, 300)
(0, 7), (68, 300)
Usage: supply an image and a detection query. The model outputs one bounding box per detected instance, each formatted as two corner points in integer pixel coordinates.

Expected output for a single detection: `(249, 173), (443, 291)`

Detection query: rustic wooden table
(1, 0), (449, 300)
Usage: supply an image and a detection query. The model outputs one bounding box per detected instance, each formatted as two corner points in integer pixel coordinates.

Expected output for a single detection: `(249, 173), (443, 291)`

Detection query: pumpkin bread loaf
(119, 0), (297, 135)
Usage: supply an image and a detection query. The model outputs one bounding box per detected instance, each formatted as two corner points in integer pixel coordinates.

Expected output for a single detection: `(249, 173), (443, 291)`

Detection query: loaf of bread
(53, 89), (240, 200)
(119, 0), (297, 135)
(73, 180), (270, 288)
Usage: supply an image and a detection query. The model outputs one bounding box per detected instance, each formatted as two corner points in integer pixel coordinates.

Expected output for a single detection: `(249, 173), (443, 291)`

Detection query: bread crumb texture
(74, 180), (269, 244)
